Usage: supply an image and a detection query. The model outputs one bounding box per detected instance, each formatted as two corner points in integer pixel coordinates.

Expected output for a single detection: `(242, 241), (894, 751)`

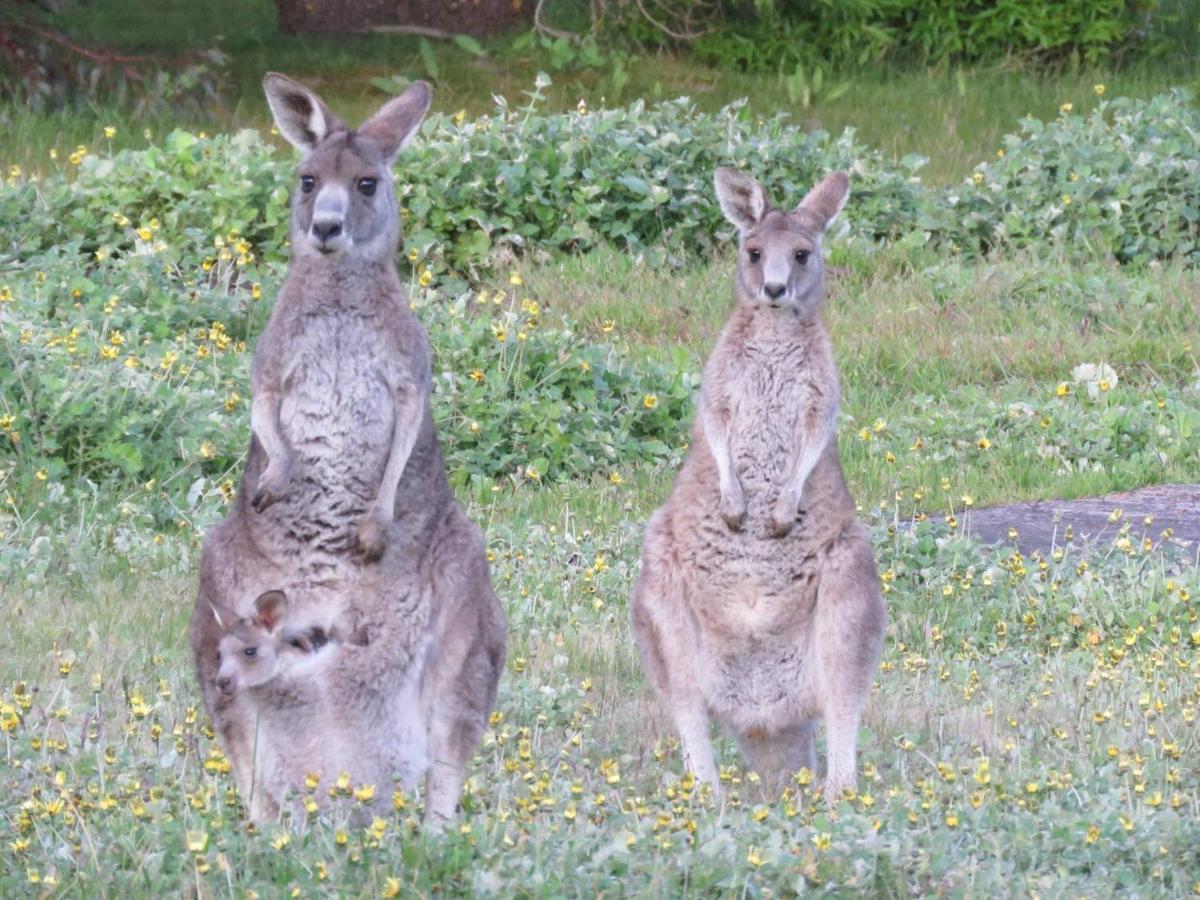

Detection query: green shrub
(5, 87), (1194, 276)
(0, 128), (291, 270)
(419, 291), (694, 489)
(401, 92), (927, 271)
(691, 0), (1157, 70)
(949, 88), (1200, 263)
(0, 90), (928, 277)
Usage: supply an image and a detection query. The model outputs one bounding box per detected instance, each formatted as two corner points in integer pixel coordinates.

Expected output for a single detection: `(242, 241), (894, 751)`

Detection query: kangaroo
(189, 73), (506, 826)
(209, 588), (374, 823)
(211, 589), (363, 699)
(630, 168), (887, 802)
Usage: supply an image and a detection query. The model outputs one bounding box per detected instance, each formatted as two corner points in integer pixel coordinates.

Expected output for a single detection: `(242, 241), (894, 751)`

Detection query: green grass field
(2, 4), (1200, 895)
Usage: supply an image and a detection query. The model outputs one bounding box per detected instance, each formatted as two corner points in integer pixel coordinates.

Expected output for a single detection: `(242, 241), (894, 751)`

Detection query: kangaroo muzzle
(308, 184), (351, 254)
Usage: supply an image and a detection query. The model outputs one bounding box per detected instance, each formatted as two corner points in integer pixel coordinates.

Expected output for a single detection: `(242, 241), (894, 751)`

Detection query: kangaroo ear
(795, 171), (849, 233)
(282, 628), (314, 653)
(714, 167), (768, 231)
(209, 600), (240, 630)
(358, 80), (432, 163)
(263, 72), (345, 154)
(253, 590), (289, 632)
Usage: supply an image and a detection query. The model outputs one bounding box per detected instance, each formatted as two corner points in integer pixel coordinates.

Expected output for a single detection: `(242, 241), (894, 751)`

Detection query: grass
(2, 230), (1199, 891)
(2, 7), (1200, 894)
(3, 470), (1200, 894)
(1, 0), (1196, 181)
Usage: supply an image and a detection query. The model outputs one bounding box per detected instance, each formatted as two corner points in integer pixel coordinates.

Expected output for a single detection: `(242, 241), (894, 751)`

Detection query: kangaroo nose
(311, 220), (343, 243)
(764, 282), (787, 300)
(217, 676), (233, 695)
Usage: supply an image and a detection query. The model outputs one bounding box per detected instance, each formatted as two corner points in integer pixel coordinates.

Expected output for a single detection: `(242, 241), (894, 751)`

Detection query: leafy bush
(7, 85), (1195, 276)
(0, 87), (928, 276)
(949, 88), (1200, 263)
(400, 88), (927, 272)
(0, 128), (291, 271)
(688, 0), (1158, 70)
(420, 292), (694, 489)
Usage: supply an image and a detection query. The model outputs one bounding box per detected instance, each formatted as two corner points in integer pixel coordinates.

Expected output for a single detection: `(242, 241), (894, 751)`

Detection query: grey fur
(630, 169), (886, 802)
(189, 73), (506, 826)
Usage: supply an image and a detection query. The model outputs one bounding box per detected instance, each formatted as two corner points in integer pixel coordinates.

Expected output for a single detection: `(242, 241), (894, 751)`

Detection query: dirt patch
(947, 483), (1200, 557)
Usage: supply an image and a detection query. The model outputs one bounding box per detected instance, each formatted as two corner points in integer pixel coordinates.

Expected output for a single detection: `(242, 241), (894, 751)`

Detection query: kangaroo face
(216, 621), (285, 696)
(714, 168), (850, 315)
(263, 73), (432, 264)
(211, 589), (300, 696)
(736, 212), (821, 311)
(293, 135), (396, 260)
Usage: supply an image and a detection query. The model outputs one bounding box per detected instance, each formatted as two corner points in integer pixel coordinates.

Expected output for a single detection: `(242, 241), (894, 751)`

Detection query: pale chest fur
(248, 267), (427, 561)
(706, 313), (838, 514)
(279, 311), (403, 483)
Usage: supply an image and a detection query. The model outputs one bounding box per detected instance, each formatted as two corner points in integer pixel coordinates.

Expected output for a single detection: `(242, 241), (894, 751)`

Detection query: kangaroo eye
(357, 177), (377, 197)
(243, 646), (257, 657)
(794, 250), (810, 265)
(747, 248), (761, 264)
(300, 176), (315, 193)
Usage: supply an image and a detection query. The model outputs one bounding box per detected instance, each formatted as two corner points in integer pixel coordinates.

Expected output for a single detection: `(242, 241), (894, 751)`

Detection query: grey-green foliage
(949, 89), (1200, 263)
(1, 87), (1196, 278)
(399, 95), (926, 270)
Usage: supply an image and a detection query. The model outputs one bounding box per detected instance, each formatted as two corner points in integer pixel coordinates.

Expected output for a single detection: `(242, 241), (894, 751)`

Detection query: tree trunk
(274, 0), (531, 36)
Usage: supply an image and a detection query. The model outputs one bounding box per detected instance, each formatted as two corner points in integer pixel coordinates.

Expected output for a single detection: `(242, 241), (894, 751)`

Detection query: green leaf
(370, 76), (410, 96)
(419, 39), (440, 81)
(452, 35), (485, 56)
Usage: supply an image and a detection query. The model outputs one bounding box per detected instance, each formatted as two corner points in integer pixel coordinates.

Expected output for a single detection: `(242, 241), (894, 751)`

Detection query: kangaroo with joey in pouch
(190, 73), (506, 827)
(630, 168), (887, 802)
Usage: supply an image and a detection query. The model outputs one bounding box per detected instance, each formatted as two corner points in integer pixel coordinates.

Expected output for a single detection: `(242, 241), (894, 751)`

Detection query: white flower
(1071, 362), (1118, 399)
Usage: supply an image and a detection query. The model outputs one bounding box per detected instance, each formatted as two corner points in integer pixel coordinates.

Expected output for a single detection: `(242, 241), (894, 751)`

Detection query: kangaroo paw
(251, 465), (290, 512)
(769, 495), (799, 538)
(719, 490), (747, 532)
(354, 514), (389, 563)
